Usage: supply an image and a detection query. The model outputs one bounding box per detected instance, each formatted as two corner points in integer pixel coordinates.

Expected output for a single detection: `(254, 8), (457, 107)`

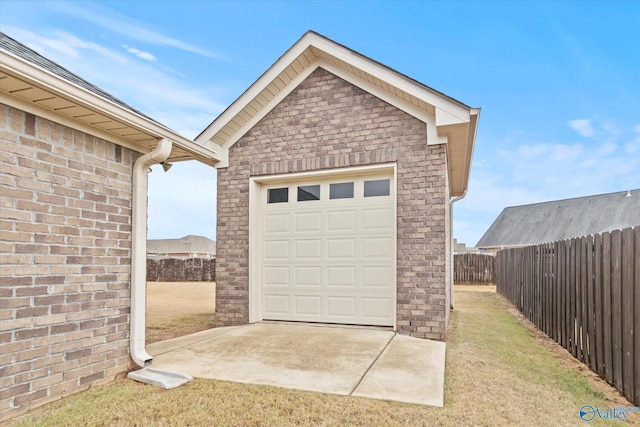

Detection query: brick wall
(0, 104), (137, 421)
(216, 68), (450, 340)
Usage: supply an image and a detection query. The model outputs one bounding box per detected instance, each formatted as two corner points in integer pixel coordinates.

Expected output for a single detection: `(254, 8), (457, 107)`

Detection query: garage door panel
(327, 296), (356, 317)
(327, 266), (356, 287)
(327, 210), (356, 232)
(265, 266), (290, 286)
(362, 266), (393, 287)
(361, 297), (394, 320)
(294, 239), (322, 259)
(265, 213), (290, 233)
(362, 207), (393, 230)
(294, 296), (322, 315)
(361, 237), (393, 258)
(295, 212), (322, 233)
(265, 240), (290, 259)
(294, 266), (322, 286)
(327, 238), (356, 259)
(264, 295), (290, 315)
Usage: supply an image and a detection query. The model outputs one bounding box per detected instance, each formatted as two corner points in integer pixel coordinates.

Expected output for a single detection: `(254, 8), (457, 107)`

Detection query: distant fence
(497, 227), (639, 406)
(147, 258), (216, 282)
(454, 253), (496, 284)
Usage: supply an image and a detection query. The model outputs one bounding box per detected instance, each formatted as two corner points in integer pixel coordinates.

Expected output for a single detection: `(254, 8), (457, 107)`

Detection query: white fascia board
(212, 64), (318, 168)
(1, 51), (220, 162)
(196, 40), (317, 146)
(308, 34), (471, 124)
(317, 59), (430, 123)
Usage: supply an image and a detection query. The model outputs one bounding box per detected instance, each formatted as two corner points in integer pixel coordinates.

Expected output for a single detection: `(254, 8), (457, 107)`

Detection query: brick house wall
(0, 104), (137, 421)
(216, 68), (450, 340)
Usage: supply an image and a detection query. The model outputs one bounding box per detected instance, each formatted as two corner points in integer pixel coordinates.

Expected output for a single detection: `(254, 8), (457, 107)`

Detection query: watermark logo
(579, 405), (640, 422)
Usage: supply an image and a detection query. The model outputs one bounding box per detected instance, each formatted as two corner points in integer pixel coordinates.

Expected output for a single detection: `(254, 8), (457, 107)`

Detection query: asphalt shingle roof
(0, 31), (154, 121)
(476, 189), (640, 248)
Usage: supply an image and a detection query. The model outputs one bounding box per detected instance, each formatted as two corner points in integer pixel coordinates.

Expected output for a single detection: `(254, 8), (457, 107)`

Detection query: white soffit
(196, 31), (480, 196)
(0, 48), (220, 165)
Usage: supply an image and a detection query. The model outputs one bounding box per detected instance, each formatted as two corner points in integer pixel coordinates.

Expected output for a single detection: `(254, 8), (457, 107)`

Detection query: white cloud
(52, 1), (225, 60)
(123, 45), (157, 62)
(567, 119), (596, 137)
(3, 27), (228, 136)
(456, 120), (640, 245)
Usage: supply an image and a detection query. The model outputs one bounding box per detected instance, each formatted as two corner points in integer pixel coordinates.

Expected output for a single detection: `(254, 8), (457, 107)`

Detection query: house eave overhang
(196, 31), (479, 196)
(0, 49), (221, 165)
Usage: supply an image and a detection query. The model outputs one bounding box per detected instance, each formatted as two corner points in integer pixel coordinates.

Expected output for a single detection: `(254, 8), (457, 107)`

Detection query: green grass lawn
(7, 288), (634, 426)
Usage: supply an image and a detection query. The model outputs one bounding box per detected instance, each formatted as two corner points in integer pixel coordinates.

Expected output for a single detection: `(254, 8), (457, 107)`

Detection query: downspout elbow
(131, 138), (172, 367)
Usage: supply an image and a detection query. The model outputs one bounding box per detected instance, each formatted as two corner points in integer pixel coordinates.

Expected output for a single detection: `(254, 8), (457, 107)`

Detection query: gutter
(449, 190), (468, 310)
(130, 138), (172, 367)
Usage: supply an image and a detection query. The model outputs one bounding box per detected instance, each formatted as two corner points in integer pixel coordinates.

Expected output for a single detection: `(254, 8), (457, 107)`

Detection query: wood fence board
(576, 237), (585, 361)
(603, 232), (613, 385)
(558, 239), (565, 348)
(586, 235), (596, 370)
(571, 238), (576, 358)
(593, 233), (604, 377)
(611, 230), (623, 390)
(634, 227), (640, 405)
(621, 227), (635, 402)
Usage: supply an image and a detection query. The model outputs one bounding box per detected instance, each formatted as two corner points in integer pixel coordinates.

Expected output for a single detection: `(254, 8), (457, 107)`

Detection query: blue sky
(2, 0), (639, 246)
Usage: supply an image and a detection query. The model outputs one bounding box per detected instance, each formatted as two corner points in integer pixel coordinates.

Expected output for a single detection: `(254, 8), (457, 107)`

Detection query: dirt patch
(146, 281), (216, 344)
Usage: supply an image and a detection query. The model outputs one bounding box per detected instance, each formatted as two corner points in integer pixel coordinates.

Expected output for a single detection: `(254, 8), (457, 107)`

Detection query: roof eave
(1, 49), (221, 164)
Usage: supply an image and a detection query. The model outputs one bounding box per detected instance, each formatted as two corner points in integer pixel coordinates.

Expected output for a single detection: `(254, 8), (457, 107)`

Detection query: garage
(254, 168), (396, 326)
(203, 32), (479, 339)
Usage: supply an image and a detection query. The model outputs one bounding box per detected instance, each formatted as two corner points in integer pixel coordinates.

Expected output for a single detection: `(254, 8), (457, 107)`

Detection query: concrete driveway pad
(147, 323), (445, 406)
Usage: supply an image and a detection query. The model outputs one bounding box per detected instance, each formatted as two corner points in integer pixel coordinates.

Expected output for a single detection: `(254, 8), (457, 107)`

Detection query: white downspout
(130, 138), (172, 367)
(449, 190), (467, 310)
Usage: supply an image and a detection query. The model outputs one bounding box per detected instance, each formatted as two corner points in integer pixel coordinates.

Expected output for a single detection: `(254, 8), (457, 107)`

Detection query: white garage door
(259, 172), (395, 326)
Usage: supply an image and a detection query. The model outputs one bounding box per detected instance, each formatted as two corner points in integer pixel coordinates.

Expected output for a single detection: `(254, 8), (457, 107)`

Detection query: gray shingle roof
(147, 235), (216, 256)
(0, 31), (155, 121)
(476, 189), (640, 248)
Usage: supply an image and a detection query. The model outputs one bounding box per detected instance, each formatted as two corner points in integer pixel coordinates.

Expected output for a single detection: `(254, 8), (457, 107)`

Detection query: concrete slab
(352, 335), (446, 406)
(149, 323), (394, 395)
(147, 323), (446, 406)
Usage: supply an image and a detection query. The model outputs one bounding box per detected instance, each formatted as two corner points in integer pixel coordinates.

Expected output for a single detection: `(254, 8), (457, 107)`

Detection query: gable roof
(196, 31), (480, 197)
(476, 189), (640, 248)
(147, 235), (216, 256)
(0, 32), (220, 165)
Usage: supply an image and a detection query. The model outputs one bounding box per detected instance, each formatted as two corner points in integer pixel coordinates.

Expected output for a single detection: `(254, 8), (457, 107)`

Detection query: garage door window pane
(330, 182), (354, 199)
(364, 179), (390, 197)
(268, 187), (288, 203)
(298, 185), (320, 201)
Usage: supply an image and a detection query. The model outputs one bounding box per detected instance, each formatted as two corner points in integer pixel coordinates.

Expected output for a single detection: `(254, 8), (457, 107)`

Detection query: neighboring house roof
(476, 189), (640, 248)
(0, 31), (221, 165)
(147, 235), (216, 256)
(196, 30), (480, 197)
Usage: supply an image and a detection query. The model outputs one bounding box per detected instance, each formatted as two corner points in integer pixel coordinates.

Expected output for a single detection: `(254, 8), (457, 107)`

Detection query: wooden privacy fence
(497, 226), (639, 406)
(147, 258), (216, 282)
(454, 253), (496, 284)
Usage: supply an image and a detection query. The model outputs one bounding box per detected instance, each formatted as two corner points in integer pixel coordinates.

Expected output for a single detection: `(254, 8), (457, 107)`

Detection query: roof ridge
(504, 188), (639, 210)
